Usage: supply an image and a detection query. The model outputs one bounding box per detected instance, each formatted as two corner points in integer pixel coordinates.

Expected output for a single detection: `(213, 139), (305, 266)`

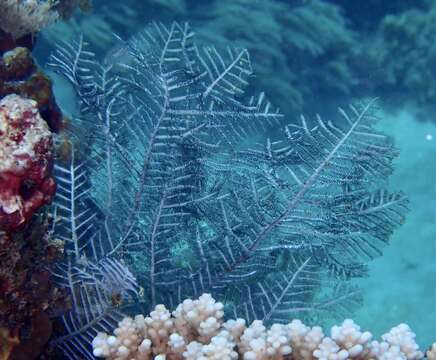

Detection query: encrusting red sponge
(0, 93), (55, 229)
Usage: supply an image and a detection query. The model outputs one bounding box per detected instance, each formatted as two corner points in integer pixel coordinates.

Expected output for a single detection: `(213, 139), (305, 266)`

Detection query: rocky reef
(0, 217), (65, 360)
(0, 47), (63, 132)
(0, 91), (64, 359)
(0, 4), (71, 358)
(0, 94), (55, 229)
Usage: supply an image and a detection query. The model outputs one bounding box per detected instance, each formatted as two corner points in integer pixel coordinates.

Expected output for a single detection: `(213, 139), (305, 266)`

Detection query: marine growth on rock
(0, 94), (55, 229)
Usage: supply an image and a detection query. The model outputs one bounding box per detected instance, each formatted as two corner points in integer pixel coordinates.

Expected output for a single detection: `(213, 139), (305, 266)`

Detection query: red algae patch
(0, 94), (55, 229)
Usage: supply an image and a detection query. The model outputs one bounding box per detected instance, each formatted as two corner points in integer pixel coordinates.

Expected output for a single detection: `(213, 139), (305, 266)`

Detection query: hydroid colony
(48, 22), (408, 358)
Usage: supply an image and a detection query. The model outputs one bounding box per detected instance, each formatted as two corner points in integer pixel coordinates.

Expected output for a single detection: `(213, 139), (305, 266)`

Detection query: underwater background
(6, 0), (433, 356)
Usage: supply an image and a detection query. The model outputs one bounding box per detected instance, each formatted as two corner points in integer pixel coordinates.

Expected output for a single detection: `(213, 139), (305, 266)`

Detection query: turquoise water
(356, 109), (436, 347)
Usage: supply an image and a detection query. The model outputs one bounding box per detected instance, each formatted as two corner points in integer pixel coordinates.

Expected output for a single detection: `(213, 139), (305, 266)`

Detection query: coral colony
(0, 1), (435, 360)
(91, 294), (435, 360)
(47, 21), (433, 359)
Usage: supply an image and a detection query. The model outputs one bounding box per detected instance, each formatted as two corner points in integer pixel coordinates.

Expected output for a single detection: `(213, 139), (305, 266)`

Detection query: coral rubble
(92, 294), (434, 360)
